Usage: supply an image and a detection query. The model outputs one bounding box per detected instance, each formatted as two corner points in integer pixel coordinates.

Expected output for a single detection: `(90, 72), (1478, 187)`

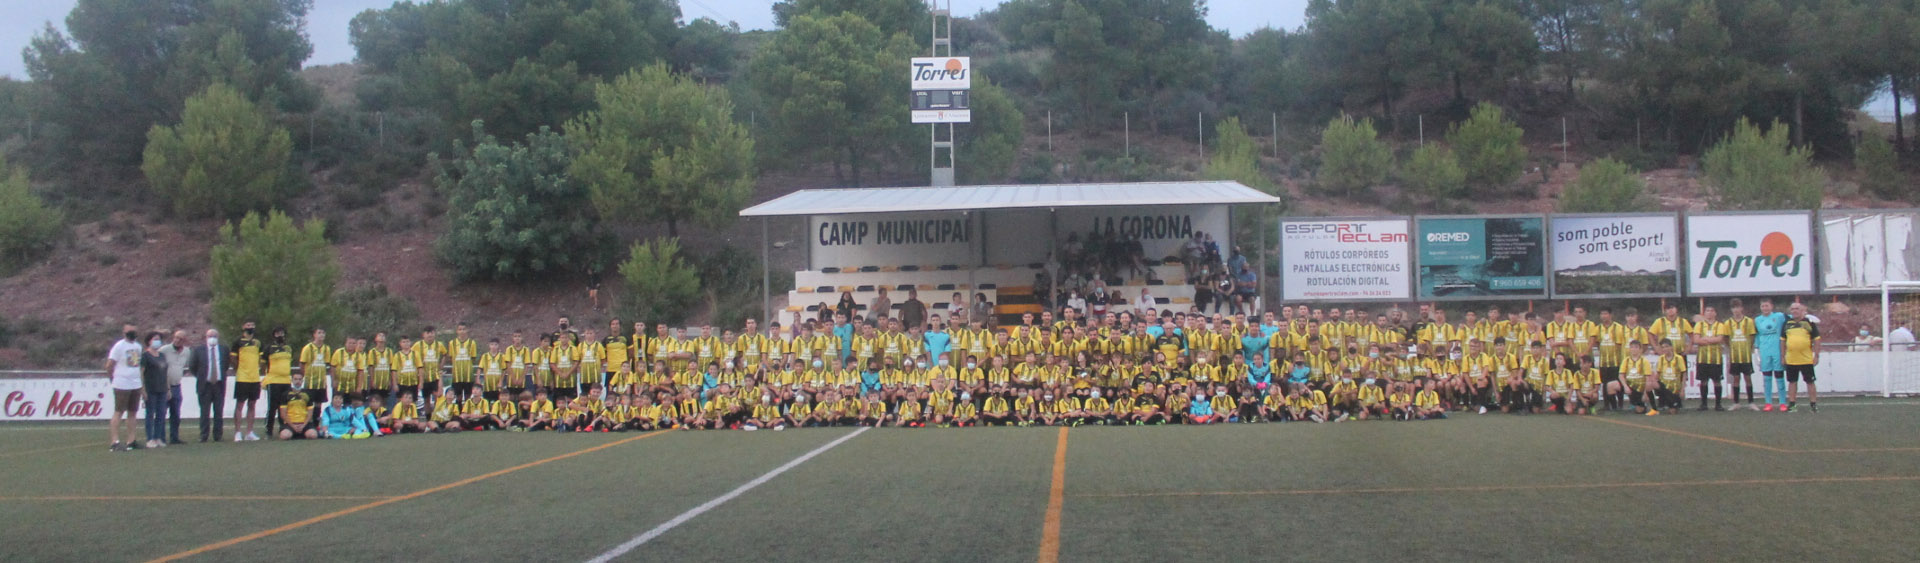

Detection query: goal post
(1882, 280), (1920, 397)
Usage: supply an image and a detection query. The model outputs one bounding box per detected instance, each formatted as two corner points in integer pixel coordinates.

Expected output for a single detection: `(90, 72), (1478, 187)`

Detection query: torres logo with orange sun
(1686, 213), (1814, 295)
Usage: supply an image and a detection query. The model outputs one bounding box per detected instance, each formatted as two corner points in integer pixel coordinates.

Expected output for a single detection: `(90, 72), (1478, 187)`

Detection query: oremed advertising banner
(1549, 214), (1681, 297)
(1279, 218), (1411, 301)
(1417, 216), (1547, 299)
(1819, 210), (1920, 292)
(1684, 212), (1814, 295)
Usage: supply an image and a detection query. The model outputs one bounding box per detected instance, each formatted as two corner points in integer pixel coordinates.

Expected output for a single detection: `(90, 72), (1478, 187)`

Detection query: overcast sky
(0, 0), (1310, 80)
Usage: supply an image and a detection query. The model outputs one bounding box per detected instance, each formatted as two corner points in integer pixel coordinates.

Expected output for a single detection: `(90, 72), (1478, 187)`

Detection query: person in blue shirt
(832, 313), (855, 363)
(1240, 329), (1270, 364)
(1246, 352), (1274, 394)
(322, 392), (370, 439)
(924, 315), (953, 365)
(859, 358), (884, 396)
(701, 362), (722, 395)
(1752, 298), (1788, 409)
(1287, 356), (1313, 386)
(1186, 390), (1216, 424)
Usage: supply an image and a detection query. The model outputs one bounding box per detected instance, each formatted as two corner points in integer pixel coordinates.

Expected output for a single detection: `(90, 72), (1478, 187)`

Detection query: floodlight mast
(929, 0), (956, 186)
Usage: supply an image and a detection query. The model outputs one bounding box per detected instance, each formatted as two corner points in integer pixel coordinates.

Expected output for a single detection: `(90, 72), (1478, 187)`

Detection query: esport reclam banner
(1684, 211), (1814, 296)
(1279, 218), (1411, 301)
(1548, 213), (1682, 298)
(1416, 216), (1547, 299)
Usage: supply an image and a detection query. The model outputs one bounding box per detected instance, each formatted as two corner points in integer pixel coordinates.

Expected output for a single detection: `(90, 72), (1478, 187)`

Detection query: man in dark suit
(185, 328), (231, 443)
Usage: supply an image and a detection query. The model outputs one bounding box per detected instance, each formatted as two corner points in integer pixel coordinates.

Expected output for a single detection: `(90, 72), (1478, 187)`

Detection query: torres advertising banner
(1684, 212), (1814, 295)
(1279, 219), (1411, 301)
(1549, 214), (1681, 297)
(1416, 216), (1547, 299)
(811, 212), (979, 270)
(1819, 210), (1920, 292)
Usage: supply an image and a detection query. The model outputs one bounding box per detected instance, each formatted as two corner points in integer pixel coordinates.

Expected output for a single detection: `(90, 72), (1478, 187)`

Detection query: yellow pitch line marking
(1037, 427), (1068, 563)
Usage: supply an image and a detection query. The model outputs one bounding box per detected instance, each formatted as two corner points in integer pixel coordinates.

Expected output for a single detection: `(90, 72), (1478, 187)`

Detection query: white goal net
(1881, 281), (1920, 396)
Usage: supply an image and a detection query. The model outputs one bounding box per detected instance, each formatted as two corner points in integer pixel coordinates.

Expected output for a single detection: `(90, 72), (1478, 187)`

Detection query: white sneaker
(1749, 404), (1762, 412)
(1477, 406), (1488, 415)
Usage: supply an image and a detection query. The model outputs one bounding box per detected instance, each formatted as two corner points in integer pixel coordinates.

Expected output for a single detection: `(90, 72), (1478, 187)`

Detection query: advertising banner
(1819, 210), (1920, 292)
(1684, 212), (1814, 296)
(1278, 218), (1411, 301)
(1, 373), (209, 421)
(910, 57), (971, 124)
(1417, 216), (1547, 299)
(1549, 214), (1681, 297)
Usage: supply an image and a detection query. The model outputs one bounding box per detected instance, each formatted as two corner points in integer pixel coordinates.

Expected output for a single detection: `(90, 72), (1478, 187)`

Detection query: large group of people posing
(106, 294), (1828, 447)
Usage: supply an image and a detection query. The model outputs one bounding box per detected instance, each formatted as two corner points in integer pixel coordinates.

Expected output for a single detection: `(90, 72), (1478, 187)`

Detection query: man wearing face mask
(186, 328), (231, 443)
(140, 331), (172, 449)
(229, 323), (263, 441)
(261, 327), (295, 438)
(158, 330), (191, 445)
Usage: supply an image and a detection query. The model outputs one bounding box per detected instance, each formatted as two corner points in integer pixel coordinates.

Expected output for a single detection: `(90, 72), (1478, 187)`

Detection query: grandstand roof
(737, 181), (1279, 217)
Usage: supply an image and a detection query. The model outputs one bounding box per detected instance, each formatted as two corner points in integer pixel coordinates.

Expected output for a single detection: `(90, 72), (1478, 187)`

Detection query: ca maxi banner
(1549, 213), (1682, 298)
(1278, 218), (1411, 301)
(1416, 215), (1547, 300)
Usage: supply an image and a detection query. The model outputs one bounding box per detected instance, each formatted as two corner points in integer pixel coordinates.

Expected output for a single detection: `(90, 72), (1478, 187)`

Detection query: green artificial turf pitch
(4, 398), (1920, 562)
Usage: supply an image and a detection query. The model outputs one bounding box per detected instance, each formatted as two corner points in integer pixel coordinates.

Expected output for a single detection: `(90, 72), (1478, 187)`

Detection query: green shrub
(1401, 144), (1467, 201)
(140, 83), (295, 220)
(1703, 118), (1824, 210)
(1857, 133), (1902, 200)
(0, 161), (64, 275)
(618, 237), (702, 326)
(1317, 114), (1392, 196)
(210, 210), (342, 341)
(1447, 102), (1527, 193)
(1559, 158), (1654, 213)
(435, 121), (607, 282)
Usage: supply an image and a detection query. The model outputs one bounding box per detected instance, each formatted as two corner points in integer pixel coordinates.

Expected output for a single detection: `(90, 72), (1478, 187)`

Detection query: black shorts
(1696, 363), (1723, 381)
(305, 389), (327, 405)
(1727, 363), (1754, 377)
(233, 381), (262, 401)
(1786, 364), (1816, 383)
(1599, 367), (1620, 384)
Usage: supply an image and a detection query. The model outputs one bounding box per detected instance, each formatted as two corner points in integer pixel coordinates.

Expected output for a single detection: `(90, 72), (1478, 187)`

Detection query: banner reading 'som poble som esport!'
(1549, 214), (1681, 297)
